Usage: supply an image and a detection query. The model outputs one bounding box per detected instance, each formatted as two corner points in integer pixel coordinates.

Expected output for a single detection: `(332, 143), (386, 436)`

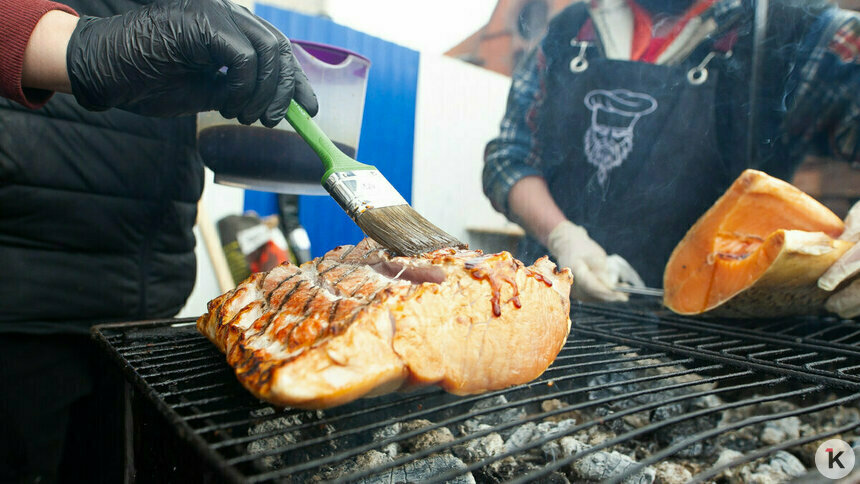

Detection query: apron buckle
(569, 40), (590, 73)
(687, 50), (732, 86)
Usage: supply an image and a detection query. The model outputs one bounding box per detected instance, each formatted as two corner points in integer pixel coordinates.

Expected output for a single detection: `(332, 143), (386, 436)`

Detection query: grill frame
(92, 318), (247, 484)
(92, 301), (860, 483)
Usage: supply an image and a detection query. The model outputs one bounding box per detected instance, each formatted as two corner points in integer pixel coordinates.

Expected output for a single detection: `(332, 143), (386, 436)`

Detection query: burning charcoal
(317, 449), (395, 482)
(505, 422), (539, 450)
(738, 451), (805, 484)
(797, 404), (860, 461)
(551, 436), (656, 484)
(760, 416), (801, 445)
(484, 456), (527, 482)
(372, 422), (402, 457)
(713, 448), (744, 473)
(373, 422), (401, 440)
(541, 399), (581, 423)
(452, 432), (504, 464)
(366, 453), (476, 484)
(461, 395), (527, 437)
(650, 400), (720, 458)
(595, 406), (633, 434)
(399, 419), (455, 453)
(573, 451), (656, 484)
(246, 412), (304, 470)
(506, 419), (578, 454)
(319, 450), (475, 484)
(538, 419), (578, 440)
(542, 399), (565, 412)
(653, 461), (693, 484)
(532, 471), (571, 484)
(573, 449), (655, 483)
(484, 459), (571, 484)
(586, 357), (716, 411)
(251, 407), (276, 417)
(573, 425), (618, 448)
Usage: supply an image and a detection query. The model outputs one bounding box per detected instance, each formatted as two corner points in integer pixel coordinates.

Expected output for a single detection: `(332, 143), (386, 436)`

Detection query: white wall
(412, 55), (521, 249)
(177, 169), (245, 318)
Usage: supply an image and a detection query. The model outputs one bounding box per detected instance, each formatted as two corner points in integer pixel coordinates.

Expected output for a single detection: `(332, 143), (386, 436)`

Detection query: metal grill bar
(205, 392), (437, 446)
(688, 418), (860, 484)
(344, 370), (760, 484)
(603, 391), (860, 484)
(251, 364), (734, 483)
(192, 353), (670, 441)
(231, 358), (708, 468)
(112, 334), (203, 351)
(581, 304), (860, 357)
(574, 316), (860, 391)
(426, 375), (794, 484)
(159, 382), (232, 398)
(134, 350), (220, 367)
(92, 304), (860, 484)
(122, 341), (212, 359)
(509, 383), (826, 484)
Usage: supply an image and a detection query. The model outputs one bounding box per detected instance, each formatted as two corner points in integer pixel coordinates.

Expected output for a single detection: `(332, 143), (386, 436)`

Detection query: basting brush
(285, 100), (462, 256)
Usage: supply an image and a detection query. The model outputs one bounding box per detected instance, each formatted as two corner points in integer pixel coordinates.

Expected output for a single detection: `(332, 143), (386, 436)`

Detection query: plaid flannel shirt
(482, 1), (860, 219)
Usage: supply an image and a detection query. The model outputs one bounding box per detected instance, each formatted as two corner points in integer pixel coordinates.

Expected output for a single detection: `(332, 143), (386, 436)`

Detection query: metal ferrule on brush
(323, 170), (408, 220)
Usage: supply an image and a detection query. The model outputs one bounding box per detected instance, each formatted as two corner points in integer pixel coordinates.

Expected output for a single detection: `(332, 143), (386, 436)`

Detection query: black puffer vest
(0, 0), (203, 333)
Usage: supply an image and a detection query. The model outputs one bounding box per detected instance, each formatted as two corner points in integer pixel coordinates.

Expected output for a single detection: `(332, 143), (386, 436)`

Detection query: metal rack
(92, 301), (860, 483)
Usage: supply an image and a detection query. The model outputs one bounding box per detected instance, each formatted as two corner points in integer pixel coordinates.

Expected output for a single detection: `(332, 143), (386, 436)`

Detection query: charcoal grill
(92, 299), (860, 483)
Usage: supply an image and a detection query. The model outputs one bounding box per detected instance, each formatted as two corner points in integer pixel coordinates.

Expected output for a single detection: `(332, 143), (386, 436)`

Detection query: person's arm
(4, 0), (318, 125)
(783, 8), (859, 163)
(482, 47), (546, 223)
(0, 0), (78, 108)
(21, 10), (78, 93)
(507, 176), (566, 246)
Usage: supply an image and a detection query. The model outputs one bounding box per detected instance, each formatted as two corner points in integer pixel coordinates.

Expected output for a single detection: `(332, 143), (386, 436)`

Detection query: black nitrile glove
(65, 0), (318, 126)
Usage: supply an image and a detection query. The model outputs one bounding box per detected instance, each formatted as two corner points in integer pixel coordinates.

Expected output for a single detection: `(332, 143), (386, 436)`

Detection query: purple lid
(292, 40), (371, 66)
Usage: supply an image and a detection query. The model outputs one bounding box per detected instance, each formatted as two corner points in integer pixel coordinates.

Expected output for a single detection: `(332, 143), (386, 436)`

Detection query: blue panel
(243, 189), (279, 217)
(250, 7), (420, 258)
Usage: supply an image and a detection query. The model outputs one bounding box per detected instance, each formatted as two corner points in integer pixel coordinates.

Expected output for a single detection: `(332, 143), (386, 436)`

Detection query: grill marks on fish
(223, 249), (413, 379)
(197, 239), (574, 408)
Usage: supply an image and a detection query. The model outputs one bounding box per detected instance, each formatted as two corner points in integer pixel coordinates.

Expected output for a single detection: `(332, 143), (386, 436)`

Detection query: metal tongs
(614, 285), (665, 297)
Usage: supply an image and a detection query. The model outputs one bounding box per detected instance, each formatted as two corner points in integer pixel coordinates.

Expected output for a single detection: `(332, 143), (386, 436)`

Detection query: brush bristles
(355, 204), (463, 256)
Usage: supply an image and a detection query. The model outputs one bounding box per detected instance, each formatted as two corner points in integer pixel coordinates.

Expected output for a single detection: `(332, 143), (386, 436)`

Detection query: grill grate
(93, 300), (860, 483)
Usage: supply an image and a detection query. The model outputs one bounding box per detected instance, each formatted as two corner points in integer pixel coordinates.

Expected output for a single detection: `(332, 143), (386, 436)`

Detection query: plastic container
(197, 41), (371, 195)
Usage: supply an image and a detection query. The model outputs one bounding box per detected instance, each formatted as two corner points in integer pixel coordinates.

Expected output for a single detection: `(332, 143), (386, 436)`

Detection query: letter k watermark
(827, 448), (845, 469)
(817, 439), (855, 479)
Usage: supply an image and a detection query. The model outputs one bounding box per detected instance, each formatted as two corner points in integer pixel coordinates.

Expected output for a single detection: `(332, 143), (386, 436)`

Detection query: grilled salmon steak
(197, 240), (573, 409)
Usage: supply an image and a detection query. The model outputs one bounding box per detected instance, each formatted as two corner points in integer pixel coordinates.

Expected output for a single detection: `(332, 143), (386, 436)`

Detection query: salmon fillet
(197, 240), (573, 409)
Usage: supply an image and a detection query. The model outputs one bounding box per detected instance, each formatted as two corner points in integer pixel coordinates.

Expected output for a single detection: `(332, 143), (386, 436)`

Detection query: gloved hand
(65, 0), (318, 126)
(819, 201), (860, 319)
(546, 220), (644, 302)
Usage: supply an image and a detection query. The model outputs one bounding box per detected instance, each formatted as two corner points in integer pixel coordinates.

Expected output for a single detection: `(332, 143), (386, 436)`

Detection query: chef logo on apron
(583, 89), (657, 185)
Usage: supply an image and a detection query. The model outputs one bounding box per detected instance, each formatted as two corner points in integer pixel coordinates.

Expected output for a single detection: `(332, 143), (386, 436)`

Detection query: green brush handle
(284, 100), (374, 183)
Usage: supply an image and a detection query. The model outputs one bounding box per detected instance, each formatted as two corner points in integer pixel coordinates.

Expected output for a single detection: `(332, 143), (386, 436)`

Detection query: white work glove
(819, 201), (860, 319)
(546, 221), (644, 302)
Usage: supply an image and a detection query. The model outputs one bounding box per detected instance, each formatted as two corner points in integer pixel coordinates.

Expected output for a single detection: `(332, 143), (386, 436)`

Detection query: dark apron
(520, 14), (736, 287)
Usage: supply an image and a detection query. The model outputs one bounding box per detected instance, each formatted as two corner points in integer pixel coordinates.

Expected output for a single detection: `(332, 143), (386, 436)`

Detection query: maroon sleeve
(0, 0), (78, 109)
